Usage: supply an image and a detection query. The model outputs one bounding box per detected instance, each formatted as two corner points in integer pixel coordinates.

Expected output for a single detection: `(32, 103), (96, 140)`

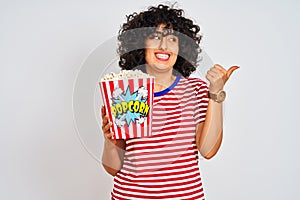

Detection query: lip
(154, 52), (170, 61)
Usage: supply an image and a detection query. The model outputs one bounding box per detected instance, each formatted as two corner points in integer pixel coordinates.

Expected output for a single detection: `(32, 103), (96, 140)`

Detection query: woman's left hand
(206, 64), (239, 93)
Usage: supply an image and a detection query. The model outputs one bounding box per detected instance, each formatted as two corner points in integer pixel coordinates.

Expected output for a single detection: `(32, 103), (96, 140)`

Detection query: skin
(101, 108), (126, 176)
(101, 24), (239, 175)
(197, 64), (239, 158)
(144, 24), (179, 92)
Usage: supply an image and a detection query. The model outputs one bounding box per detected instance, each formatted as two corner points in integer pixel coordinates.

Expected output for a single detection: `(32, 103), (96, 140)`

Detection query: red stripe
(102, 81), (116, 137)
(114, 177), (202, 191)
(112, 190), (204, 200)
(113, 184), (203, 199)
(128, 78), (134, 93)
(109, 81), (122, 139)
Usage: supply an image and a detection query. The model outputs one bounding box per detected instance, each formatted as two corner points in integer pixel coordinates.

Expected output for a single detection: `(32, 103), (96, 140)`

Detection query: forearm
(196, 64), (238, 158)
(102, 139), (125, 176)
(196, 99), (223, 159)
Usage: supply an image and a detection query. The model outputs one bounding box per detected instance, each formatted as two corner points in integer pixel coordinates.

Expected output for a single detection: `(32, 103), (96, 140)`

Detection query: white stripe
(121, 164), (199, 176)
(115, 172), (200, 184)
(127, 149), (196, 160)
(152, 108), (192, 114)
(151, 125), (196, 132)
(126, 138), (194, 149)
(143, 128), (196, 137)
(120, 79), (131, 138)
(126, 131), (195, 144)
(153, 116), (193, 124)
(132, 78), (141, 137)
(141, 78), (147, 138)
(123, 157), (197, 171)
(126, 142), (195, 155)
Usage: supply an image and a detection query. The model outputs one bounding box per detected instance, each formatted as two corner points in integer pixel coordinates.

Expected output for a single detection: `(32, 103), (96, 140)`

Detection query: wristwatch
(208, 90), (226, 103)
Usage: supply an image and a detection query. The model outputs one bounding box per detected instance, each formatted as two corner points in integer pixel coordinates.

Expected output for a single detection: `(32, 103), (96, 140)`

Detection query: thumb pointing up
(223, 65), (239, 84)
(207, 64), (240, 93)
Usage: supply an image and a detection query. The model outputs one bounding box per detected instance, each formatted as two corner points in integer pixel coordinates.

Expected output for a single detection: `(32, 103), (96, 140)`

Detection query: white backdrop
(1, 0), (299, 199)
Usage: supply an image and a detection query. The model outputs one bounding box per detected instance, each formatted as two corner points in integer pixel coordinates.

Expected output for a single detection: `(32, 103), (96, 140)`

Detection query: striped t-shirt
(111, 76), (209, 200)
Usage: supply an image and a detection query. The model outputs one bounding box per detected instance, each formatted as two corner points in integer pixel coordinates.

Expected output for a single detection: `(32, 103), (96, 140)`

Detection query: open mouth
(155, 53), (170, 61)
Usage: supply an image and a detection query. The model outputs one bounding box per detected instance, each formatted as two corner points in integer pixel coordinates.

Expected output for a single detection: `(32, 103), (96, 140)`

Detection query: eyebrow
(153, 29), (175, 37)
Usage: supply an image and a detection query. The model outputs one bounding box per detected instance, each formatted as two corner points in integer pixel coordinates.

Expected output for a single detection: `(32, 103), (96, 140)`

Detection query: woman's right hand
(101, 105), (126, 176)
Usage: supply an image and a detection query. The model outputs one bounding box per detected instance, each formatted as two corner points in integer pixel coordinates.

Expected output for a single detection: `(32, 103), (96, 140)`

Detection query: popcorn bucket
(99, 73), (154, 139)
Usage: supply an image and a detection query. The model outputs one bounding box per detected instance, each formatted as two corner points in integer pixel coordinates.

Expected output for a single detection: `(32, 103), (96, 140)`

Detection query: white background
(1, 0), (300, 199)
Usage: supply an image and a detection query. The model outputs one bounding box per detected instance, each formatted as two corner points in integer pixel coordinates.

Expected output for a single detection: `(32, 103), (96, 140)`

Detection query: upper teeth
(156, 54), (169, 59)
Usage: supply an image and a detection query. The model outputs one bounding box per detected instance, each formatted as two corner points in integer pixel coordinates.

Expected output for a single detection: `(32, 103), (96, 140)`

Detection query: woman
(101, 4), (238, 200)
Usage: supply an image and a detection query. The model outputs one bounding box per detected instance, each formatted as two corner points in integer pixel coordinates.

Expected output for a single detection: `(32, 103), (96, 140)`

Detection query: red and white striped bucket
(99, 77), (154, 139)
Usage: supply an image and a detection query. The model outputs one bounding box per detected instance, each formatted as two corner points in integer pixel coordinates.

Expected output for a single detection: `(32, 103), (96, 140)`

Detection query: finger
(110, 138), (117, 145)
(213, 67), (226, 78)
(205, 73), (214, 81)
(103, 121), (112, 133)
(207, 69), (218, 77)
(214, 64), (227, 74)
(104, 132), (114, 140)
(101, 105), (106, 118)
(210, 67), (225, 78)
(102, 115), (109, 128)
(226, 66), (240, 79)
(102, 115), (109, 126)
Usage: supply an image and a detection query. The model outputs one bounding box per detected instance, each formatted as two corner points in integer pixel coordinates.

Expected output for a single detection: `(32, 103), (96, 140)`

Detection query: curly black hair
(117, 4), (202, 77)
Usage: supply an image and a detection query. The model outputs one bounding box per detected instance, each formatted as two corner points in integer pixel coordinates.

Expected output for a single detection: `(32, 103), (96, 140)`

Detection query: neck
(146, 67), (176, 92)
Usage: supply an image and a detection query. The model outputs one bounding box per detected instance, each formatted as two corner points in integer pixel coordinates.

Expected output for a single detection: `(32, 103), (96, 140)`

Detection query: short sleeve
(193, 79), (209, 124)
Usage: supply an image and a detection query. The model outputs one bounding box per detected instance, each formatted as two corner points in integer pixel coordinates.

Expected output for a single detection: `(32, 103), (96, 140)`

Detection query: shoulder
(179, 76), (208, 89)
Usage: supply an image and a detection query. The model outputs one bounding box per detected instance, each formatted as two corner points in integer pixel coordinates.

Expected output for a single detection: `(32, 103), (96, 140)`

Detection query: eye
(168, 35), (178, 42)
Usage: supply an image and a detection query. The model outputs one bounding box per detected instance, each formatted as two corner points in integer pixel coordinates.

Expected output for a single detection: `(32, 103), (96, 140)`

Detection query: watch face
(217, 91), (226, 102)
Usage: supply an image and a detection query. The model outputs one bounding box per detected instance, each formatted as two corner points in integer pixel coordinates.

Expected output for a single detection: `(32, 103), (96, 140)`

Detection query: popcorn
(99, 70), (155, 139)
(101, 70), (153, 81)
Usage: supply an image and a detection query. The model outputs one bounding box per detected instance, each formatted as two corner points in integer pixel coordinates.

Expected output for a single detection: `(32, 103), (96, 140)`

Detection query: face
(145, 24), (179, 73)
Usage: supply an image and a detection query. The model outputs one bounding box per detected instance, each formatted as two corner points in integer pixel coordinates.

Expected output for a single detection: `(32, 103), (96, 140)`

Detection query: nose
(158, 37), (168, 50)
